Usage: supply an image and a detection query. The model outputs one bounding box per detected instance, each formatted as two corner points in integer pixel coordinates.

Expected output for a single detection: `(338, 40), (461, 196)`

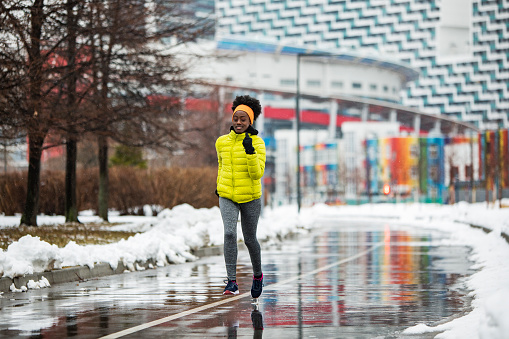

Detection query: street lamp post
(295, 52), (335, 213)
(295, 54), (302, 213)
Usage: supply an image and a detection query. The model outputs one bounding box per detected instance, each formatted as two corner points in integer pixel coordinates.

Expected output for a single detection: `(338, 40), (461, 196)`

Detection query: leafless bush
(0, 167), (218, 216)
(151, 167), (218, 209)
(39, 171), (66, 215)
(0, 172), (26, 215)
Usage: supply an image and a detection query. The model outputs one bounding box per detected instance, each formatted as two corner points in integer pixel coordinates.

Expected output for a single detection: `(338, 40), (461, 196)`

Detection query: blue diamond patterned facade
(216, 0), (509, 130)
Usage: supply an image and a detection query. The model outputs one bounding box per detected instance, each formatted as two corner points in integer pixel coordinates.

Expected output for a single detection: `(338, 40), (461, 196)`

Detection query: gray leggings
(219, 197), (262, 280)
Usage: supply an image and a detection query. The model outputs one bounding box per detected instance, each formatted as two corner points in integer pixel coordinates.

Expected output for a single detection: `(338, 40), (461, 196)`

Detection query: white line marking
(100, 242), (383, 338)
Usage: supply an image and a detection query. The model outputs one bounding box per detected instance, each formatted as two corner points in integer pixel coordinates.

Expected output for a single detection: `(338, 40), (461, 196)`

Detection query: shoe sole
(223, 290), (239, 295)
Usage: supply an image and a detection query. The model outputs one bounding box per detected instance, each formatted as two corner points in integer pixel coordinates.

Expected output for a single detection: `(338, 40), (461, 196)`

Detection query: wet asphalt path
(0, 219), (474, 338)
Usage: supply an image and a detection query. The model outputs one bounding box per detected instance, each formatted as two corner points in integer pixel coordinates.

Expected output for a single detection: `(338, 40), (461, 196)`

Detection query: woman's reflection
(251, 309), (264, 339)
(225, 308), (264, 338)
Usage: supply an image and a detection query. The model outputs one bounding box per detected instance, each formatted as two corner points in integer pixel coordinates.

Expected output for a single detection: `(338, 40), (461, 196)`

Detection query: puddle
(0, 223), (473, 338)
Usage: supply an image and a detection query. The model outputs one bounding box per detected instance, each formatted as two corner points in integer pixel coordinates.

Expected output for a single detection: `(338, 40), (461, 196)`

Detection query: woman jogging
(215, 95), (266, 298)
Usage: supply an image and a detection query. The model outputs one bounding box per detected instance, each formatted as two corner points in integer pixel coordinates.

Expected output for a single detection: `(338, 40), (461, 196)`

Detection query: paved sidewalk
(2, 218), (507, 294)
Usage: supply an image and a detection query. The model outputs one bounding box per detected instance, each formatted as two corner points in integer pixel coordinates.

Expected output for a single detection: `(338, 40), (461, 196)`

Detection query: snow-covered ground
(1, 201), (509, 339)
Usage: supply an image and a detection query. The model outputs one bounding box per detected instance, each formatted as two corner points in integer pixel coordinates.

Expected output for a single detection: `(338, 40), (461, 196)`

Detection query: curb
(0, 245), (223, 293)
(462, 222), (509, 245)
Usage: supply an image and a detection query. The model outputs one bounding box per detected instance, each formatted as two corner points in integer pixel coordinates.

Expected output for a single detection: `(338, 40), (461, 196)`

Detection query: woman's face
(233, 110), (251, 134)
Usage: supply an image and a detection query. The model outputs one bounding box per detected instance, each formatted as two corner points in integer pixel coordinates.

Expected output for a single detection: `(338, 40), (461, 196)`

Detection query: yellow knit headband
(233, 105), (254, 125)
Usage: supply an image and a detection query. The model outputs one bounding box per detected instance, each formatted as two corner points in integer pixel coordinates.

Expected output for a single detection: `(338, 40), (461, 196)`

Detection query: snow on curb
(0, 203), (313, 293)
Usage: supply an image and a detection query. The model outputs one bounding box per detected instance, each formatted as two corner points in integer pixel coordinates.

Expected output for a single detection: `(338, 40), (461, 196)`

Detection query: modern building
(186, 35), (484, 205)
(215, 0), (509, 130)
(192, 36), (477, 137)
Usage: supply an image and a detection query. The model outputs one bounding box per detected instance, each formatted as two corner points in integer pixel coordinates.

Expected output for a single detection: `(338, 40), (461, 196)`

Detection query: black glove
(243, 132), (255, 154)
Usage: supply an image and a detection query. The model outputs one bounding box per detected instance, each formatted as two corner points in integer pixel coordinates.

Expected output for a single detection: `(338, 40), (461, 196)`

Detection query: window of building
(303, 149), (313, 166)
(352, 82), (362, 89)
(429, 145), (439, 159)
(383, 85), (388, 92)
(345, 132), (355, 153)
(411, 166), (418, 179)
(331, 81), (343, 88)
(410, 144), (419, 157)
(430, 166), (439, 181)
(307, 80), (321, 87)
(438, 0), (471, 57)
(328, 170), (338, 186)
(370, 84), (377, 91)
(280, 79), (295, 86)
(368, 145), (376, 160)
(327, 147), (337, 164)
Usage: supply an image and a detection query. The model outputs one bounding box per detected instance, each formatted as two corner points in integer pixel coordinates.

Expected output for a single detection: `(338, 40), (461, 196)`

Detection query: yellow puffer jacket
(216, 128), (266, 203)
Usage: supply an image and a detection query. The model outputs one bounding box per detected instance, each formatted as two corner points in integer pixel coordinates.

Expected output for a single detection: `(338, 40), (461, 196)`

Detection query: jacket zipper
(230, 133), (237, 199)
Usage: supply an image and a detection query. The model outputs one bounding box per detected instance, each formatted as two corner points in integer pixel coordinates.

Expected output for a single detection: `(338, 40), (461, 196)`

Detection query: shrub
(109, 145), (147, 169)
(0, 171), (26, 216)
(0, 167), (218, 216)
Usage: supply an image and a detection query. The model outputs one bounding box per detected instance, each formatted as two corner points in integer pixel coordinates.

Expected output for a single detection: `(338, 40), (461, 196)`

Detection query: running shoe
(251, 274), (263, 298)
(223, 279), (239, 295)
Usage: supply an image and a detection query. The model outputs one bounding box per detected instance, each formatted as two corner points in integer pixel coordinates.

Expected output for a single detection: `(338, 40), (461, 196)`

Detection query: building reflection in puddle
(259, 225), (472, 332)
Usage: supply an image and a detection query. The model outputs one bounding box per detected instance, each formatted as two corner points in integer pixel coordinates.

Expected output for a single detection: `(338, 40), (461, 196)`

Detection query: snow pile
(0, 235), (62, 278)
(8, 276), (50, 293)
(478, 288), (509, 339)
(453, 200), (509, 235)
(0, 203), (312, 281)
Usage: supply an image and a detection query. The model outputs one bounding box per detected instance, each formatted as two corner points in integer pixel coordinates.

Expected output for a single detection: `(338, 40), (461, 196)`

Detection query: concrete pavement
(1, 218), (507, 294)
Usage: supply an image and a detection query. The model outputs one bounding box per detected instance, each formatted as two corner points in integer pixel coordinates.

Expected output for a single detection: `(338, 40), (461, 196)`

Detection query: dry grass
(0, 223), (137, 250)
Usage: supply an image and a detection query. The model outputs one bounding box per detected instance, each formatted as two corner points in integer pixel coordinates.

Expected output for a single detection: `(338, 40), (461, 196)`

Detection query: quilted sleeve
(246, 136), (266, 180)
(216, 139), (222, 185)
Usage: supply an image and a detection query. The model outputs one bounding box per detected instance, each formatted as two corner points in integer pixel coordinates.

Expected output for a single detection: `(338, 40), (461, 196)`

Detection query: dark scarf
(230, 125), (259, 135)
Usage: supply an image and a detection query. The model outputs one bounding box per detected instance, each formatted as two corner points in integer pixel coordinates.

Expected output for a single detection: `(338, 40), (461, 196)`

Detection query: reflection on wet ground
(0, 222), (474, 338)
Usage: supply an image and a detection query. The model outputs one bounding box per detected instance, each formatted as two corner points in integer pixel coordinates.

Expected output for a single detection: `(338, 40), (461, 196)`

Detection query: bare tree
(1, 0), (215, 224)
(63, 0), (81, 222)
(83, 0), (214, 220)
(0, 0), (70, 226)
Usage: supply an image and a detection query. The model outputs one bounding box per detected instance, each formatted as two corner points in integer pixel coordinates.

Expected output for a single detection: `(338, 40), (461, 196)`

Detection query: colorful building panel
(369, 136), (445, 202)
(479, 129), (509, 190)
(500, 130), (509, 188)
(389, 137), (419, 194)
(296, 129), (507, 205)
(300, 142), (340, 203)
(424, 138), (446, 203)
(366, 139), (379, 195)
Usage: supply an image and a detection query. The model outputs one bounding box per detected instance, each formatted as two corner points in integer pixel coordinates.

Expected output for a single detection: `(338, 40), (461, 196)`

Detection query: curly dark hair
(231, 95), (262, 121)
